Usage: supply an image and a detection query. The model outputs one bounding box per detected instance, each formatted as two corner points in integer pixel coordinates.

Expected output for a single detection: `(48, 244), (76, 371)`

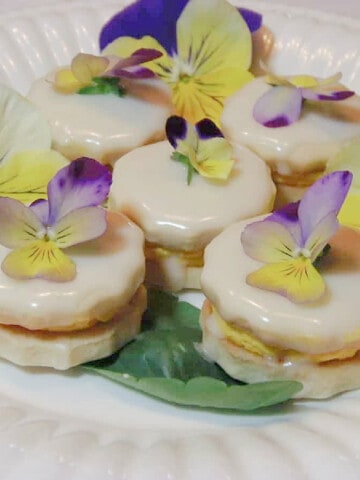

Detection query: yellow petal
(173, 68), (253, 125)
(197, 137), (232, 163)
(0, 150), (69, 204)
(338, 193), (360, 230)
(177, 0), (252, 76)
(2, 240), (76, 282)
(54, 68), (83, 94)
(199, 67), (254, 97)
(326, 137), (360, 190)
(71, 53), (109, 84)
(103, 36), (172, 80)
(192, 137), (234, 180)
(289, 75), (319, 88)
(246, 258), (326, 303)
(194, 158), (234, 180)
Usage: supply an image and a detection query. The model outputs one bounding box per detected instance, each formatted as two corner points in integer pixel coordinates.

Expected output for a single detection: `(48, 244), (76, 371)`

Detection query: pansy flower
(101, 0), (256, 125)
(0, 158), (112, 282)
(54, 49), (162, 96)
(254, 70), (355, 128)
(326, 138), (360, 230)
(241, 171), (353, 303)
(166, 115), (234, 185)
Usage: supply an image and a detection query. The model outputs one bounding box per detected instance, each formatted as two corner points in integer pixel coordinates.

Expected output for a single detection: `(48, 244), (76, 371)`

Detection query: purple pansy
(99, 0), (262, 52)
(166, 115), (234, 184)
(241, 171), (353, 303)
(166, 116), (224, 148)
(0, 158), (112, 282)
(254, 72), (355, 128)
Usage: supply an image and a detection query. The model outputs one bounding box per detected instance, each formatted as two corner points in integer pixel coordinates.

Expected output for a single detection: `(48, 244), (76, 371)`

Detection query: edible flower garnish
(0, 158), (112, 282)
(54, 49), (162, 95)
(166, 115), (234, 185)
(253, 70), (354, 128)
(101, 0), (255, 125)
(0, 150), (68, 204)
(100, 0), (262, 51)
(326, 138), (360, 230)
(241, 171), (352, 303)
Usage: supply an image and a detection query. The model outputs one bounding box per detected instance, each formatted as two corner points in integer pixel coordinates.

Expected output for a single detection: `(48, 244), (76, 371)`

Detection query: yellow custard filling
(272, 170), (323, 188)
(213, 307), (359, 364)
(145, 242), (204, 267)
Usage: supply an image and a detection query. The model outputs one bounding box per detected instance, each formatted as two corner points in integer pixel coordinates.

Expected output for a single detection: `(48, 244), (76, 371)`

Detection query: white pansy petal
(53, 207), (107, 248)
(304, 211), (339, 261)
(241, 219), (297, 263)
(0, 85), (51, 163)
(0, 197), (44, 248)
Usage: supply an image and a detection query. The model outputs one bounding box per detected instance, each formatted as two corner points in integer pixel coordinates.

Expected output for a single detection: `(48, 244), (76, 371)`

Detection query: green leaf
(78, 77), (125, 97)
(171, 152), (197, 185)
(84, 289), (302, 411)
(171, 151), (189, 166)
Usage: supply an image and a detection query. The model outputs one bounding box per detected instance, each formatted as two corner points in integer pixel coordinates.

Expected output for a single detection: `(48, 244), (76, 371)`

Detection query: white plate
(0, 1), (359, 479)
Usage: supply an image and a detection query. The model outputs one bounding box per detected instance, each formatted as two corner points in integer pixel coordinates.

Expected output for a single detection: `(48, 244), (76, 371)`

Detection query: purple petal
(113, 48), (163, 69)
(166, 116), (188, 148)
(30, 199), (49, 224)
(47, 158), (112, 225)
(298, 170), (353, 245)
(301, 88), (355, 102)
(100, 0), (188, 53)
(110, 66), (155, 79)
(195, 119), (224, 140)
(99, 0), (262, 52)
(238, 8), (262, 33)
(267, 201), (301, 244)
(107, 48), (162, 78)
(253, 86), (303, 128)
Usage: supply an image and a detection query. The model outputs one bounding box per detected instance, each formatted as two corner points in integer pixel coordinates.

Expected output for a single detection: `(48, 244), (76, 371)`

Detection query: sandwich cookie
(109, 116), (275, 291)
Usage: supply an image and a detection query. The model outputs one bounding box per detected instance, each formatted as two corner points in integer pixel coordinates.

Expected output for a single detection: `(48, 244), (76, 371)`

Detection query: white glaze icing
(222, 77), (360, 176)
(0, 211), (145, 331)
(109, 141), (275, 251)
(27, 74), (172, 165)
(201, 220), (360, 354)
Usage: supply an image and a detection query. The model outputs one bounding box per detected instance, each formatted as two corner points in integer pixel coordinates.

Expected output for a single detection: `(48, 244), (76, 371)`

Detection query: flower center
(170, 55), (195, 83)
(37, 226), (57, 242)
(292, 247), (311, 259)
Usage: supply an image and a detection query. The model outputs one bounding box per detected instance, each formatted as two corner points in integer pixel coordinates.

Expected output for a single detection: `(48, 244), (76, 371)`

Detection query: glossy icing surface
(109, 141), (275, 251)
(222, 77), (360, 176)
(0, 211), (145, 331)
(27, 74), (172, 164)
(201, 220), (360, 354)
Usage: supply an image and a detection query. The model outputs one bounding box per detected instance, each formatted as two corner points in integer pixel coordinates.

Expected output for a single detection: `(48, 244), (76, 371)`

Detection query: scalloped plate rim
(0, 2), (359, 480)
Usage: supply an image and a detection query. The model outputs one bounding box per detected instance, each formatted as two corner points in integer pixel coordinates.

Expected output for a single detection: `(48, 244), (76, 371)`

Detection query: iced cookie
(222, 74), (360, 206)
(0, 158), (145, 369)
(109, 116), (275, 291)
(200, 171), (360, 398)
(27, 51), (172, 165)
